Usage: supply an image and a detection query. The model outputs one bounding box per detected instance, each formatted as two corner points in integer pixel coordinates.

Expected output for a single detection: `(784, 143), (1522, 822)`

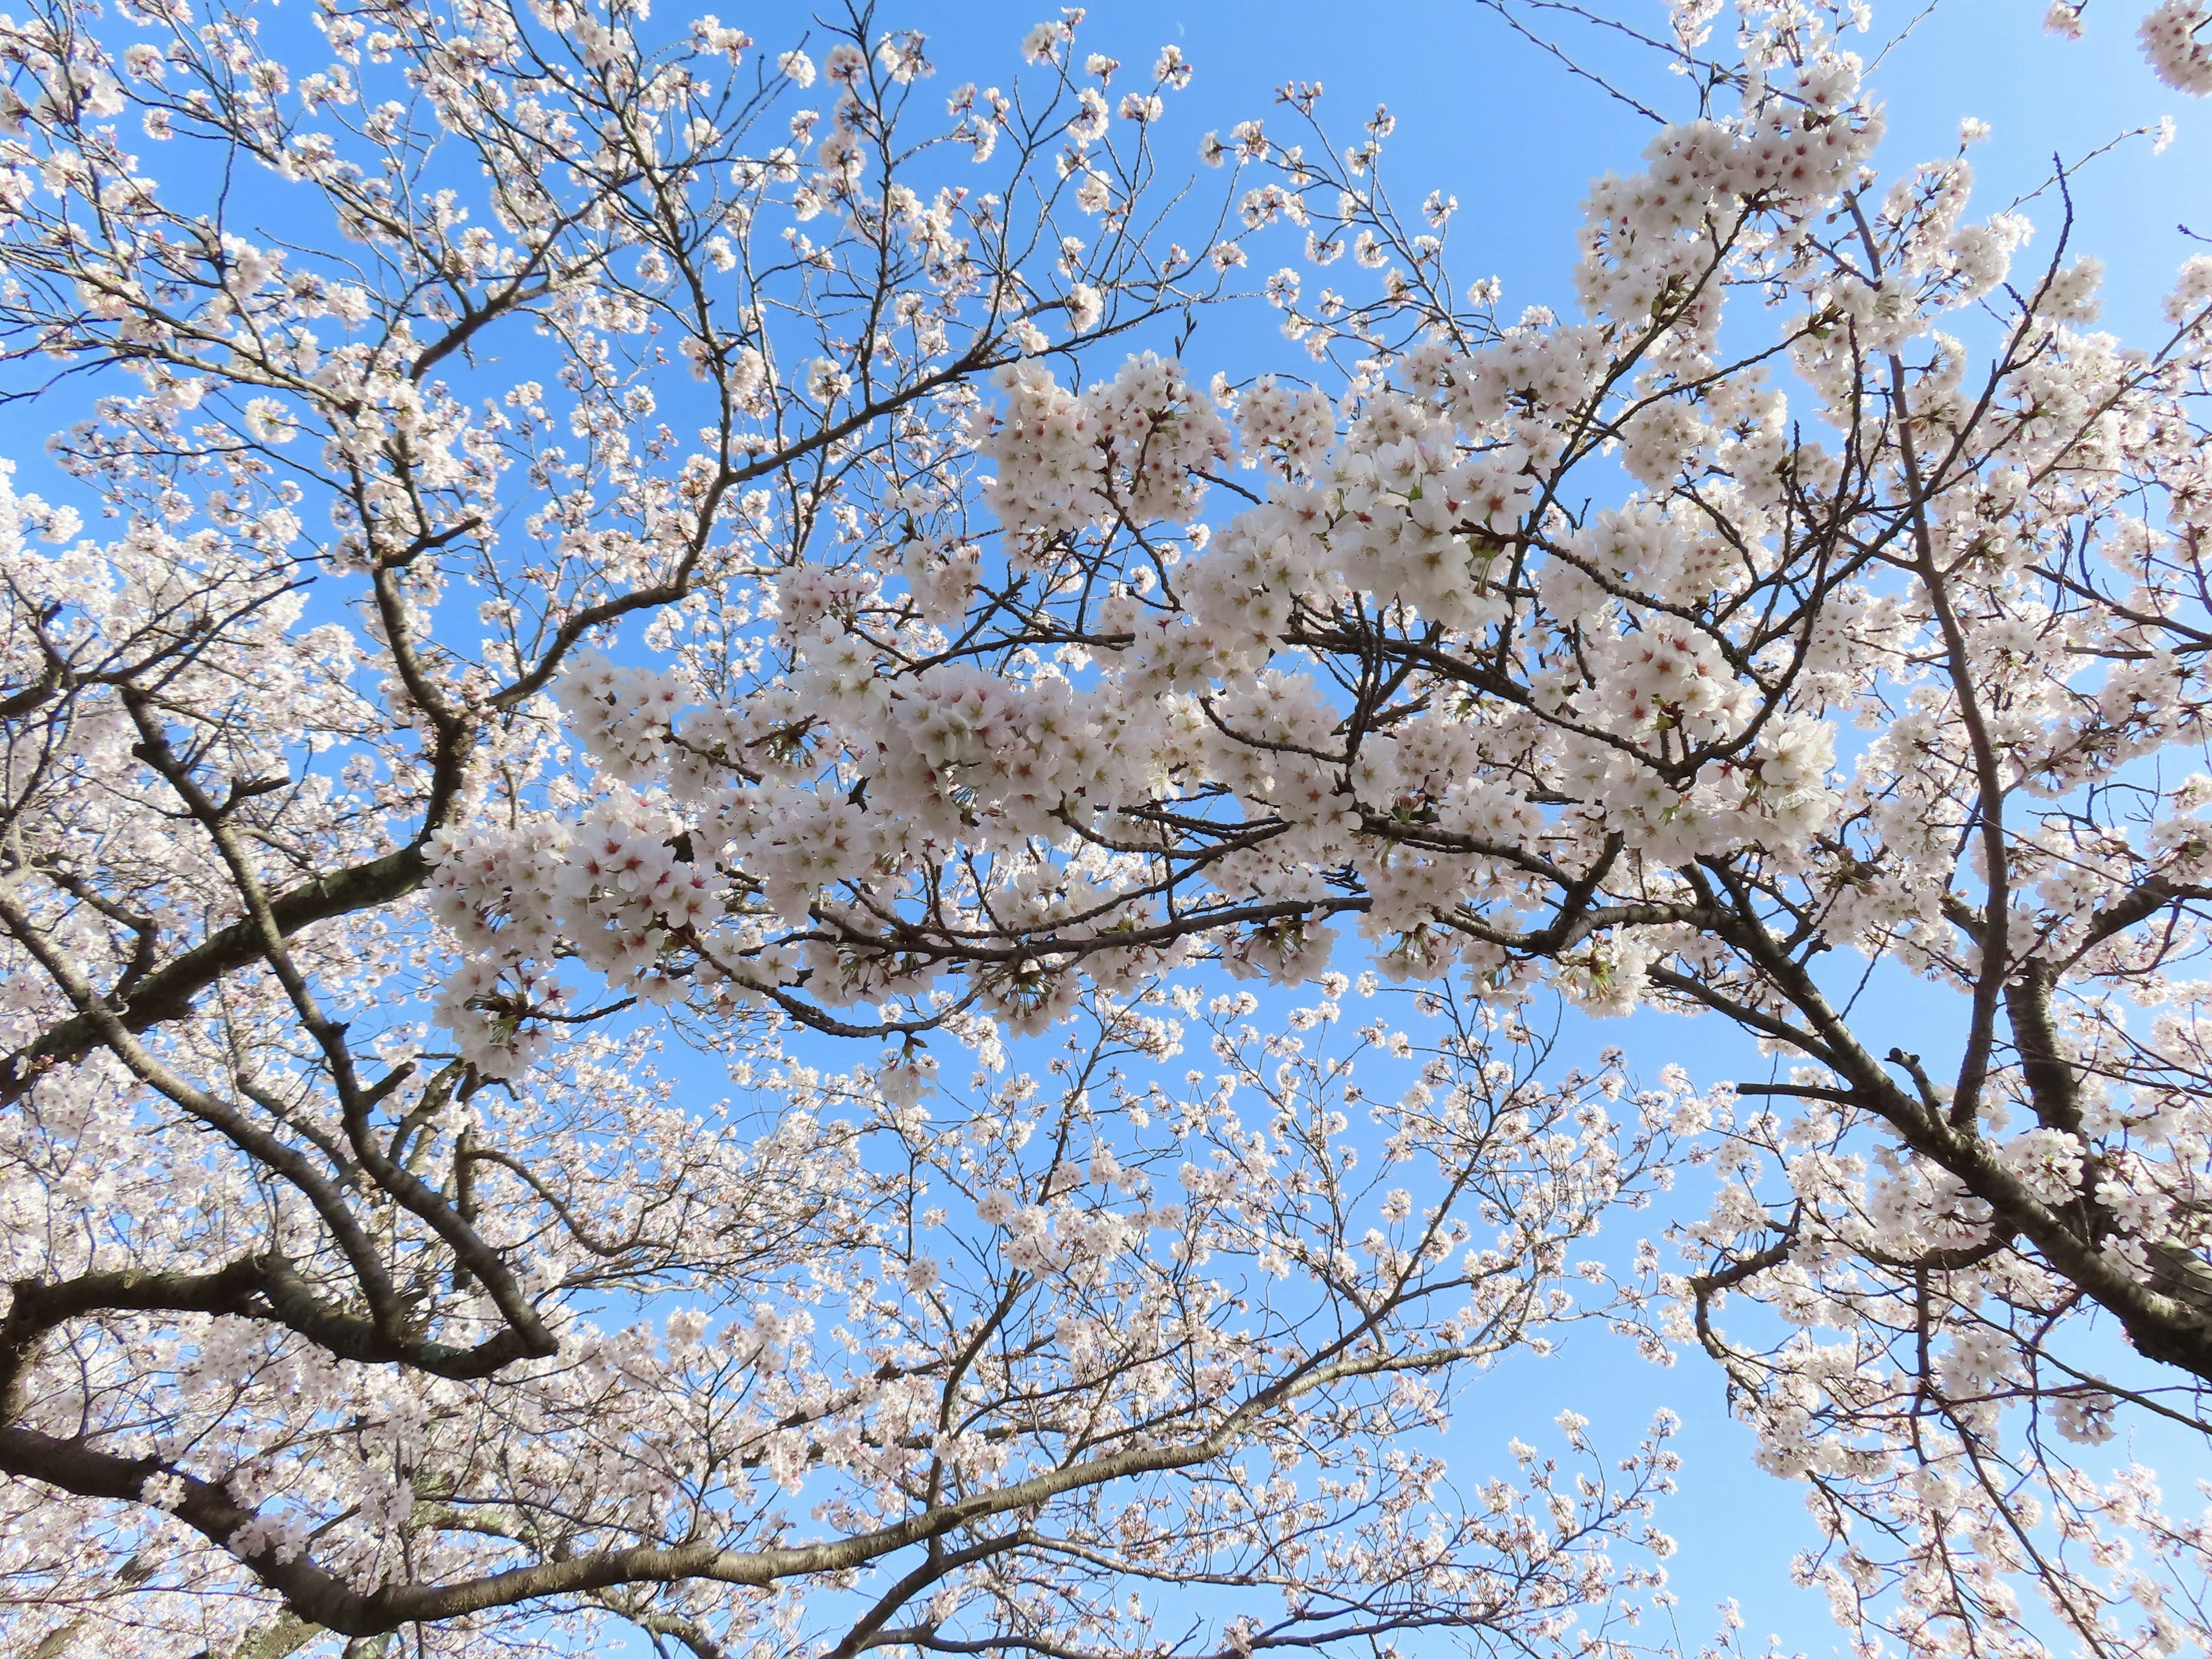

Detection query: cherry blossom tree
(4, 0), (2212, 1653)
(0, 2), (1699, 1653)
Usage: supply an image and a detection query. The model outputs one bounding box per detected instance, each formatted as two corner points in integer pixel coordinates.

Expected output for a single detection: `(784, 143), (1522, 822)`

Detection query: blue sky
(880, 0), (2212, 345)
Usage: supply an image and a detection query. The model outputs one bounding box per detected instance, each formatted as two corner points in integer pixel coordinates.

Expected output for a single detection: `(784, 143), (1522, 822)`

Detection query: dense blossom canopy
(2, 0), (2211, 1654)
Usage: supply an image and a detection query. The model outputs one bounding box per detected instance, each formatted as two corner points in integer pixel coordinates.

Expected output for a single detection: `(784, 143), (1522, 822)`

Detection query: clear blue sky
(899, 0), (2211, 348)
